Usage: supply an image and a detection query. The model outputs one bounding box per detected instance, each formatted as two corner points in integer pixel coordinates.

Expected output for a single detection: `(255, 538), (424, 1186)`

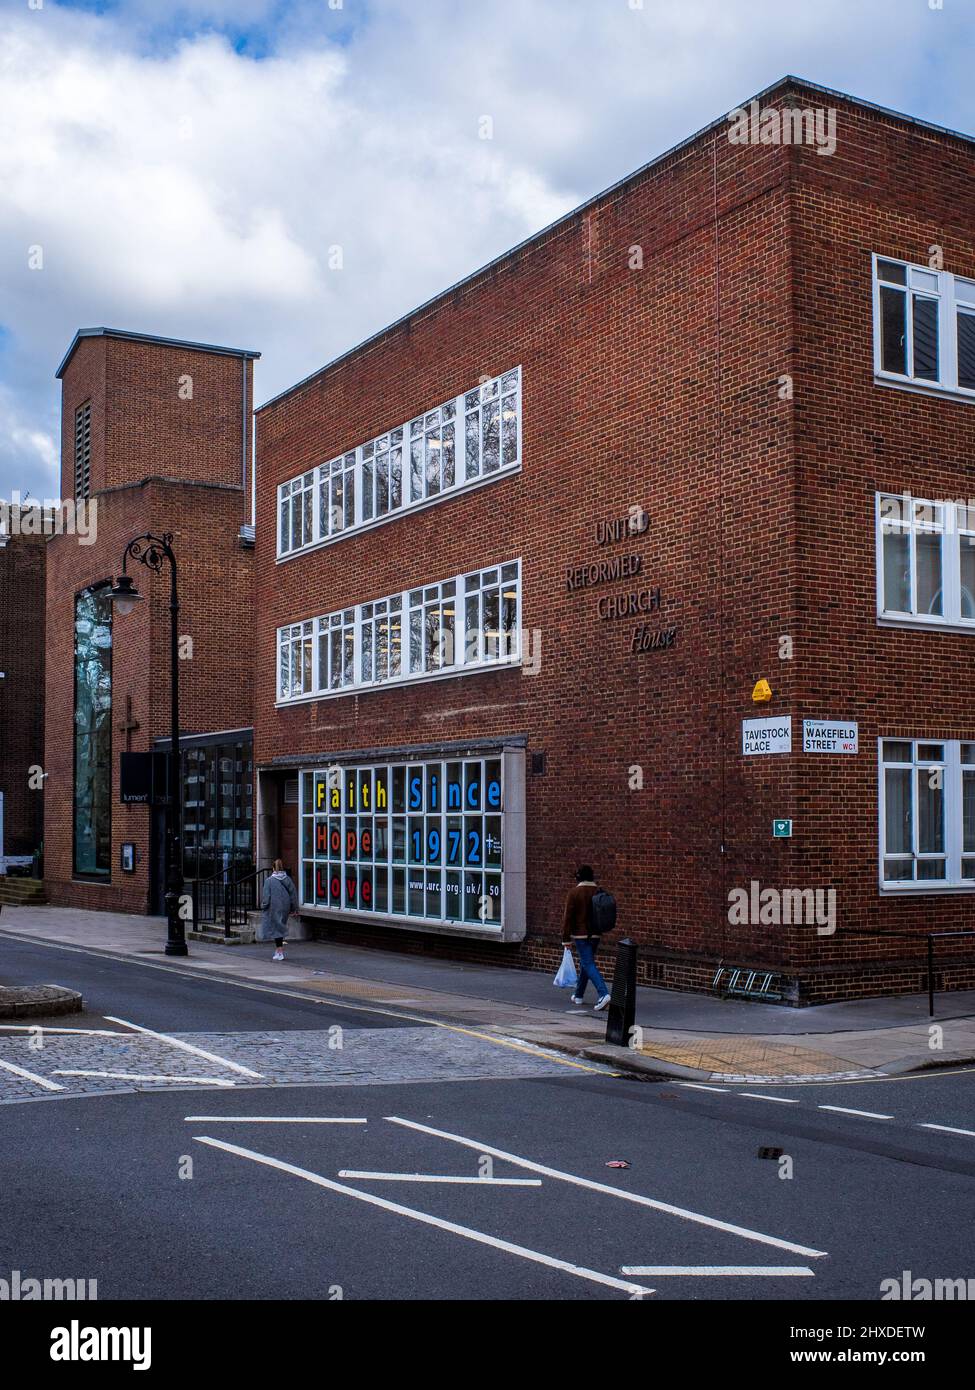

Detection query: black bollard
(605, 938), (637, 1046)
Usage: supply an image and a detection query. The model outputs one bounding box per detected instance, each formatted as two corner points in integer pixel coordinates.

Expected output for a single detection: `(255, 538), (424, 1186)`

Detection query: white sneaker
(570, 996), (585, 1005)
(272, 951), (284, 962)
(594, 993), (611, 1011)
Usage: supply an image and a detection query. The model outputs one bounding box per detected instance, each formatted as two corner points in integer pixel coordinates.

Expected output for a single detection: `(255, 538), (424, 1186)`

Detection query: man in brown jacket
(562, 865), (611, 1010)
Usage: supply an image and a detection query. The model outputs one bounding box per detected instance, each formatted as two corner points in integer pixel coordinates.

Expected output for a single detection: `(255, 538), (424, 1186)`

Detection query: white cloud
(0, 0), (971, 501)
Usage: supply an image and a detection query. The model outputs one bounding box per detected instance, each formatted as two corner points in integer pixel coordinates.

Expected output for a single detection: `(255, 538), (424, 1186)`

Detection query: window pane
(409, 609), (423, 673)
(880, 286), (907, 374)
(878, 259), (907, 285)
(882, 528), (911, 611)
(390, 446), (403, 509)
(362, 459), (374, 521)
(912, 295), (939, 380)
(958, 310), (975, 390)
(409, 438), (423, 502)
(425, 430), (441, 496)
(884, 768), (912, 855)
(884, 858), (914, 882)
(375, 450), (389, 515)
(466, 410), (480, 479)
(963, 771), (975, 853)
(442, 421), (455, 489)
(502, 395), (518, 466)
(961, 539), (975, 620)
(483, 589), (500, 660)
(344, 468), (355, 528)
(482, 399), (500, 473)
(917, 769), (944, 854)
(916, 531), (942, 615)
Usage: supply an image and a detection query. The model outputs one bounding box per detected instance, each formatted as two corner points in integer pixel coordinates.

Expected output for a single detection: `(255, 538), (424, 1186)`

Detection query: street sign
(743, 716), (792, 756)
(773, 819), (793, 838)
(803, 720), (859, 754)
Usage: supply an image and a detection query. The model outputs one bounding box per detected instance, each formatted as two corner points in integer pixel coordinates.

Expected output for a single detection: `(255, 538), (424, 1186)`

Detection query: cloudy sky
(0, 0), (971, 503)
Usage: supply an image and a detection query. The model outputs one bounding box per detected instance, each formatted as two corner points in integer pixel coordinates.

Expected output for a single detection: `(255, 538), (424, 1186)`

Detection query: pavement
(2, 904), (974, 1085)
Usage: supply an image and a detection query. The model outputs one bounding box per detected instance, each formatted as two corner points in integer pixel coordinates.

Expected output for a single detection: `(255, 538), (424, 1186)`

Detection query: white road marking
(194, 1137), (653, 1297)
(818, 1106), (893, 1120)
(103, 1015), (263, 1079)
(338, 1171), (542, 1186)
(54, 1071), (235, 1086)
(185, 1116), (368, 1124)
(385, 1116), (828, 1258)
(919, 1123), (975, 1138)
(0, 1025), (123, 1035)
(679, 1084), (728, 1093)
(0, 1057), (64, 1091)
(738, 1093), (800, 1104)
(620, 1265), (815, 1277)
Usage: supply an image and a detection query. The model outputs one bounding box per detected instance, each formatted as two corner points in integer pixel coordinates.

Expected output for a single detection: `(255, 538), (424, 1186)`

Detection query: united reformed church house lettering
(566, 520), (678, 653)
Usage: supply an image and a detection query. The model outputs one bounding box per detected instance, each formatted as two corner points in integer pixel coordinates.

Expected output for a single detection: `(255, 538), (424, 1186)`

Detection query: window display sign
(300, 756), (505, 931)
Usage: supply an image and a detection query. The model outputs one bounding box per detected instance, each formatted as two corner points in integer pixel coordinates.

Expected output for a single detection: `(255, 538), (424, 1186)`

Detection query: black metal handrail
(927, 930), (975, 1017)
(189, 863), (269, 937)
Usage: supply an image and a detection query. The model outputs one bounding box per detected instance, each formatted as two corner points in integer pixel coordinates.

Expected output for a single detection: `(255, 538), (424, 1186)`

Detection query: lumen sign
(300, 756), (513, 932)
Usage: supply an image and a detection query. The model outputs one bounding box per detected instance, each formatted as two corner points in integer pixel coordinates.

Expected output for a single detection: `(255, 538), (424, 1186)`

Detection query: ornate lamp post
(109, 534), (188, 957)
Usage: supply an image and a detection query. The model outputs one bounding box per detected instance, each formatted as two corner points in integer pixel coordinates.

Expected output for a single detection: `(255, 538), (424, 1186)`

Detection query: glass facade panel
(73, 586), (112, 878)
(181, 739), (254, 883)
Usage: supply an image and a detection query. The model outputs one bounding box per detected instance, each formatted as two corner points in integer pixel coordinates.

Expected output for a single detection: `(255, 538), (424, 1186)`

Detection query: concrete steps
(0, 877), (48, 907)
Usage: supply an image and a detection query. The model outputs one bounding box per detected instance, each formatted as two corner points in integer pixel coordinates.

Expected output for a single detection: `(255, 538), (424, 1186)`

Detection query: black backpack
(588, 888), (617, 936)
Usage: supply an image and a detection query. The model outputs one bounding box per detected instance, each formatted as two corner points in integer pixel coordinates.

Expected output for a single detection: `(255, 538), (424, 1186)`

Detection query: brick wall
(0, 533), (46, 858)
(252, 79), (975, 1002)
(45, 334), (257, 913)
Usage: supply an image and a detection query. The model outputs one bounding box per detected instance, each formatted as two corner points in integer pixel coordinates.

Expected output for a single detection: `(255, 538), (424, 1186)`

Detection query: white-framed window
(877, 492), (975, 629)
(318, 452), (356, 542)
(278, 621), (313, 700)
(362, 430), (404, 523)
(873, 255), (975, 398)
(317, 609), (356, 692)
(463, 563), (520, 665)
(880, 738), (975, 889)
(361, 595), (403, 685)
(276, 367), (522, 558)
(279, 472), (315, 554)
(276, 559), (522, 704)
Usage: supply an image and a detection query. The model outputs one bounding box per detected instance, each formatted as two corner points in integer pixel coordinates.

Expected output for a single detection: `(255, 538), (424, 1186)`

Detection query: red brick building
(44, 329), (259, 914)
(0, 529), (46, 867)
(253, 77), (975, 1002)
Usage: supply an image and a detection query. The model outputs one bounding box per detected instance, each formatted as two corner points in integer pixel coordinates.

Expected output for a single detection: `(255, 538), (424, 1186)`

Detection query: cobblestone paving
(0, 1026), (597, 1102)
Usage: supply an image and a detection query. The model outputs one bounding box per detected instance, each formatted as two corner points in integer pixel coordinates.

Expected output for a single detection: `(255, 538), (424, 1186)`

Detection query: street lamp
(109, 533), (187, 958)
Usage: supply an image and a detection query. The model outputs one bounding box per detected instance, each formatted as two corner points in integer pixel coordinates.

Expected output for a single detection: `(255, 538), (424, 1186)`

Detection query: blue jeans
(573, 936), (608, 1000)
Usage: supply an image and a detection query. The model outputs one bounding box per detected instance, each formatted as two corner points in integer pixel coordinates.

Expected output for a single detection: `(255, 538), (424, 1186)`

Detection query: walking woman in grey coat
(260, 859), (298, 961)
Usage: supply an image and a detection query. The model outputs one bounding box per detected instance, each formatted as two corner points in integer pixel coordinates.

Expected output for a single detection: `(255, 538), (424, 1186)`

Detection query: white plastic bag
(553, 946), (578, 989)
